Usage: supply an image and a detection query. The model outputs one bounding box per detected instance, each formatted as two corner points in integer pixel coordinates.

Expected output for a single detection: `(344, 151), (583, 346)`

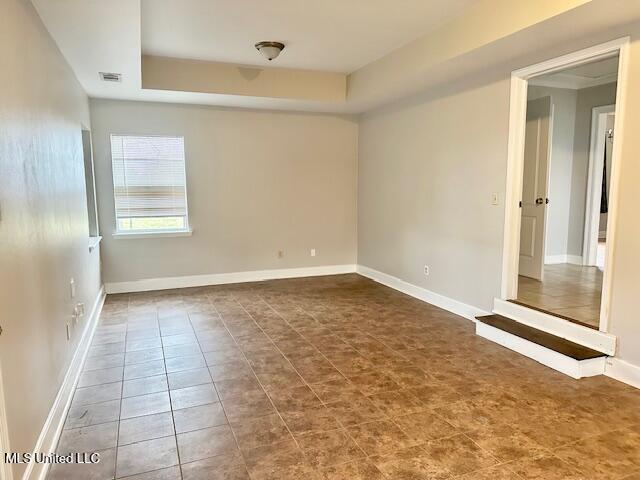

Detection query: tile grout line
(258, 293), (524, 474)
(186, 300), (250, 474)
(246, 294), (416, 471)
(211, 296), (303, 453)
(257, 294), (464, 461)
(156, 300), (186, 480)
(109, 296), (128, 480)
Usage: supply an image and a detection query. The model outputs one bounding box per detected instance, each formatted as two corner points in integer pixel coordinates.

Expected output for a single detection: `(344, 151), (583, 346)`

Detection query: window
(110, 134), (189, 234)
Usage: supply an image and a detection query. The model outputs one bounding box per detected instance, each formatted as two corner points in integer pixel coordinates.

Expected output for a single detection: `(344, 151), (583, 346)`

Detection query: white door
(519, 96), (552, 281)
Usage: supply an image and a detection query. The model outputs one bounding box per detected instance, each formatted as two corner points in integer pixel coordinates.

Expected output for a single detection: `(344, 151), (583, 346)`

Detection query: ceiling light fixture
(255, 41), (285, 61)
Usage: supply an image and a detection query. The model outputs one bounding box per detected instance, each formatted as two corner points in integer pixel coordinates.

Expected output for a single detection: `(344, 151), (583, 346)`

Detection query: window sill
(112, 229), (193, 239)
(88, 236), (103, 252)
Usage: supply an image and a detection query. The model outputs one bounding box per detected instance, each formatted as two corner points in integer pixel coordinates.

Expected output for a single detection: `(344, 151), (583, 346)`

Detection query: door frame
(583, 104), (615, 267)
(500, 37), (630, 335)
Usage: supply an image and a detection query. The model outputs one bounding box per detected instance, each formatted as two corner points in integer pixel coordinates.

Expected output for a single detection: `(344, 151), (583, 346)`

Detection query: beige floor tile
(176, 424), (238, 464)
(170, 383), (219, 410)
(48, 448), (116, 480)
(116, 436), (178, 478)
(120, 391), (171, 419)
(122, 374), (168, 398)
(173, 402), (228, 434)
(181, 453), (249, 480)
(65, 399), (120, 429)
(118, 411), (175, 446)
(72, 382), (122, 407)
(57, 422), (118, 453)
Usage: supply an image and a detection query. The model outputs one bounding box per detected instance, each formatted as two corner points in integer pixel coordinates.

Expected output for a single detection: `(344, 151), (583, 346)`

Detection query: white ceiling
(141, 0), (475, 73)
(530, 55), (619, 89)
(30, 0), (640, 113)
(562, 56), (619, 78)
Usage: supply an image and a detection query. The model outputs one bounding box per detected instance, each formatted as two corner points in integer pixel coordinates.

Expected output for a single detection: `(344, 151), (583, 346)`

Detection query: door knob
(535, 197), (544, 205)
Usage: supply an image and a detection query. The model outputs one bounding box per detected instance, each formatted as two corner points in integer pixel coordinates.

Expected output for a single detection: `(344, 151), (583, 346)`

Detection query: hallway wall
(0, 1), (102, 477)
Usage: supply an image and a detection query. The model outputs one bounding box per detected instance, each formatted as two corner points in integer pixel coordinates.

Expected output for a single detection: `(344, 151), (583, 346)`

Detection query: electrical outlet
(310, 249), (316, 257)
(278, 250), (284, 259)
(424, 265), (430, 276)
(73, 303), (86, 324)
(70, 277), (76, 298)
(491, 192), (499, 206)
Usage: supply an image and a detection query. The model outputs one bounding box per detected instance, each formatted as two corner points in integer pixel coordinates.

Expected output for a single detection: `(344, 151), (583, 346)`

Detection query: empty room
(2, 1), (640, 479)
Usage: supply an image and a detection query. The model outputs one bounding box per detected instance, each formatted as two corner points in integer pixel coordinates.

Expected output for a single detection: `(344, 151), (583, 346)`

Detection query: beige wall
(0, 0), (102, 477)
(142, 55), (346, 103)
(358, 31), (640, 370)
(89, 100), (358, 285)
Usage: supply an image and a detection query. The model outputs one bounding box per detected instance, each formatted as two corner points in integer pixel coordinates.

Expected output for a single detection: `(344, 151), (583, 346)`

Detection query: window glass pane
(117, 216), (185, 231)
(110, 135), (188, 231)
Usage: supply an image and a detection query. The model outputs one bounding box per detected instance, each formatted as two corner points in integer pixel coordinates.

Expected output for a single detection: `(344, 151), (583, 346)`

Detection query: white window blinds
(110, 135), (188, 231)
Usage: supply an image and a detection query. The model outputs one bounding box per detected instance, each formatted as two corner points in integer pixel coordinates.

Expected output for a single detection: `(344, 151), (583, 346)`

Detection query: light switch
(491, 193), (499, 205)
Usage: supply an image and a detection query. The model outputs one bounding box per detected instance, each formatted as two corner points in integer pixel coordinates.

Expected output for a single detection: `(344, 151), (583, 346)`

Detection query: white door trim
(583, 105), (615, 267)
(500, 37), (630, 335)
(476, 320), (606, 379)
(493, 298), (616, 355)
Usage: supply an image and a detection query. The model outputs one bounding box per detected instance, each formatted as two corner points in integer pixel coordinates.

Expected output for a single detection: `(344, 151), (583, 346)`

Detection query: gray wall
(358, 76), (510, 312)
(0, 1), (102, 477)
(357, 29), (640, 370)
(90, 100), (358, 284)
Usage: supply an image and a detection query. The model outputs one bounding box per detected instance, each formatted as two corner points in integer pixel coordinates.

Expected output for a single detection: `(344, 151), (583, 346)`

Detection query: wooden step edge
(476, 314), (606, 361)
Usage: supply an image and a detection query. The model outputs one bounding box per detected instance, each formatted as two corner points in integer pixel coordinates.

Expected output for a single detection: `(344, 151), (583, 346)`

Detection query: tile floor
(48, 274), (640, 480)
(517, 263), (603, 328)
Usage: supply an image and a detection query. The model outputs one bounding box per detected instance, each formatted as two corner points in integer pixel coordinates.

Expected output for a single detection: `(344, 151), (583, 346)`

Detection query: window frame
(81, 127), (103, 250)
(109, 133), (192, 238)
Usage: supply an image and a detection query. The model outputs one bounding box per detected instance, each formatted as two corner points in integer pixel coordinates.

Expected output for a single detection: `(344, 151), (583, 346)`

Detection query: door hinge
(518, 201), (522, 208)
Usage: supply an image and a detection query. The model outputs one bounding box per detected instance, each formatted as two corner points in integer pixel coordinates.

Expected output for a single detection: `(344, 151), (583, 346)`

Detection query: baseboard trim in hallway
(356, 265), (490, 321)
(605, 357), (640, 389)
(25, 287), (106, 480)
(105, 264), (358, 294)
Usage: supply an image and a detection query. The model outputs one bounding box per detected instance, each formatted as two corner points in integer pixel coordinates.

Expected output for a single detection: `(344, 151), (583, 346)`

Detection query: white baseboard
(355, 265), (490, 321)
(544, 254), (583, 265)
(105, 264), (357, 294)
(476, 321), (606, 379)
(24, 287), (106, 480)
(605, 357), (640, 389)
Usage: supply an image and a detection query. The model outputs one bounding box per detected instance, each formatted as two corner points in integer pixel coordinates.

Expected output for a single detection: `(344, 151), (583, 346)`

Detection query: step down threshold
(475, 314), (607, 379)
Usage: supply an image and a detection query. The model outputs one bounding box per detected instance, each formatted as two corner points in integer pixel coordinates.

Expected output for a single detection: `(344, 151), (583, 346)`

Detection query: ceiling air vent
(99, 72), (121, 82)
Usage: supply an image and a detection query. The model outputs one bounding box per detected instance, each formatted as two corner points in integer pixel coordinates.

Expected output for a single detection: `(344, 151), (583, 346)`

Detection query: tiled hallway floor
(49, 274), (640, 479)
(517, 264), (603, 328)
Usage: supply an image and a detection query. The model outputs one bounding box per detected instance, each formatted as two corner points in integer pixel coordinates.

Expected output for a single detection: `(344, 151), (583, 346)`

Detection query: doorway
(500, 38), (629, 335)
